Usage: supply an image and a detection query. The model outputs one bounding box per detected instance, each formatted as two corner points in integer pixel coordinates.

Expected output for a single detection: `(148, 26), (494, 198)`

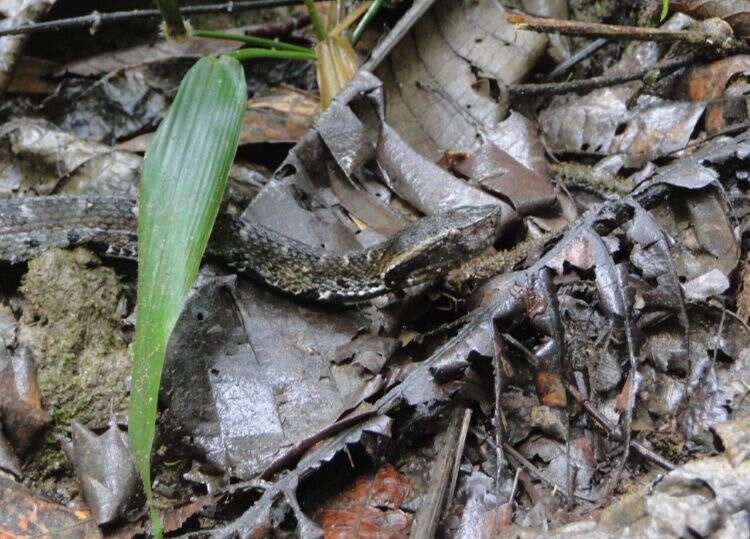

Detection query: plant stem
(229, 47), (316, 61)
(194, 29), (313, 53)
(352, 0), (384, 45)
(155, 0), (189, 42)
(304, 0), (327, 41)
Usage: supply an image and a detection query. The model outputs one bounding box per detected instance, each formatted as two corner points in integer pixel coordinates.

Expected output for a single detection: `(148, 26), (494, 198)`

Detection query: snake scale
(0, 195), (505, 303)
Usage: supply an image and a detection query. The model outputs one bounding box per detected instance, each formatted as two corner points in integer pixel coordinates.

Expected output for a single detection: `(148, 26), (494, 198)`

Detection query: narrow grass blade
(128, 56), (246, 535)
(661, 0), (669, 21)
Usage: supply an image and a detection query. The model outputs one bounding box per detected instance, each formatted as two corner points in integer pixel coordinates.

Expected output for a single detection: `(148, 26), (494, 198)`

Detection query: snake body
(0, 196), (504, 303)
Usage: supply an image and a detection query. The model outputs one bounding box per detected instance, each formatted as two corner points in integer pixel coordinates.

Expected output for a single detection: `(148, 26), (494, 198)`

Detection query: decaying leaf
(0, 345), (50, 456)
(0, 119), (140, 197)
(313, 464), (412, 538)
(376, 1), (547, 161)
(673, 0), (750, 37)
(0, 0), (56, 93)
(687, 55), (750, 135)
(70, 419), (141, 525)
(161, 274), (391, 479)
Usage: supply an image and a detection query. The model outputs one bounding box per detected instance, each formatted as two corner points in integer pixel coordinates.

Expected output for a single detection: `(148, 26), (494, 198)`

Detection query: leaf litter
(1, 1), (750, 538)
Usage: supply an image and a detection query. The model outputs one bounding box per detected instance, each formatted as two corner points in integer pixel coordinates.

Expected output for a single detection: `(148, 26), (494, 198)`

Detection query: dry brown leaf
(672, 0), (750, 37)
(242, 86), (318, 144)
(316, 35), (360, 109)
(314, 464), (412, 538)
(0, 476), (100, 538)
(6, 56), (59, 95)
(687, 56), (750, 134)
(376, 1), (547, 160)
(0, 0), (55, 93)
(118, 87), (318, 152)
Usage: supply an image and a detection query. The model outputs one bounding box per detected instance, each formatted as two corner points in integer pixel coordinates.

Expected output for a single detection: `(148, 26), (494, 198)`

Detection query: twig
(545, 38), (608, 80)
(0, 1), (309, 38)
(507, 13), (748, 53)
(502, 442), (597, 502)
(566, 384), (675, 471)
(510, 52), (701, 97)
(410, 406), (469, 539)
(446, 408), (473, 505)
(492, 332), (509, 500)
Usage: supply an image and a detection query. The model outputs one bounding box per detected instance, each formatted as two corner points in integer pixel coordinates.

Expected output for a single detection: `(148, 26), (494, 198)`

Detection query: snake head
(382, 205), (504, 287)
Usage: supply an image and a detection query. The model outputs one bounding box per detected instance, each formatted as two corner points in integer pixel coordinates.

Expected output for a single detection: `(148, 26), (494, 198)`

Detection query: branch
(507, 13), (748, 53)
(509, 51), (702, 97)
(0, 1), (311, 38)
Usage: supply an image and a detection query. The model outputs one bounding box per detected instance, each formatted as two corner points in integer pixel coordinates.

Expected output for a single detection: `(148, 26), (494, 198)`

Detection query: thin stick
(0, 1), (309, 38)
(510, 52), (701, 97)
(545, 38), (608, 80)
(508, 13), (748, 53)
(492, 331), (509, 500)
(410, 407), (468, 539)
(502, 443), (597, 502)
(566, 384), (675, 471)
(446, 408), (473, 506)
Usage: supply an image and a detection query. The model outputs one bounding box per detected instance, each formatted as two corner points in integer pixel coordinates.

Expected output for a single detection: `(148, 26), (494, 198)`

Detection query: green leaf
(660, 0), (669, 21)
(128, 55), (246, 536)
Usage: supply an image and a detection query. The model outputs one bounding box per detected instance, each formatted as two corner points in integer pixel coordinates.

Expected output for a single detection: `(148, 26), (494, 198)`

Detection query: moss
(18, 248), (131, 432)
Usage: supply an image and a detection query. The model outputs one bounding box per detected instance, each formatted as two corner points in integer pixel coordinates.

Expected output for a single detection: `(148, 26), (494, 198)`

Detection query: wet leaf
(377, 121), (503, 214)
(161, 275), (383, 479)
(518, 436), (596, 497)
(41, 63), (182, 145)
(442, 112), (558, 216)
(6, 55), (58, 95)
(0, 119), (141, 197)
(70, 419), (140, 525)
(215, 415), (392, 538)
(62, 29), (250, 77)
(88, 86), (318, 151)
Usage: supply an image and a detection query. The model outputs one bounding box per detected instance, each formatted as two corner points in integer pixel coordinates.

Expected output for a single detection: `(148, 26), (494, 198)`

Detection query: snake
(0, 195), (506, 303)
